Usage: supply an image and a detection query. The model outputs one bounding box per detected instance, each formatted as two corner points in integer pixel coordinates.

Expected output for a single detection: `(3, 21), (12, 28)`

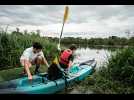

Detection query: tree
(125, 30), (131, 39)
(36, 29), (40, 37)
(36, 29), (40, 34)
(16, 27), (19, 33)
(24, 29), (28, 34)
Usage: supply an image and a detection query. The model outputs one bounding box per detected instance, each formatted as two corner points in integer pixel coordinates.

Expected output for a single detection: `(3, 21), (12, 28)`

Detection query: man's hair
(33, 42), (43, 49)
(69, 44), (77, 50)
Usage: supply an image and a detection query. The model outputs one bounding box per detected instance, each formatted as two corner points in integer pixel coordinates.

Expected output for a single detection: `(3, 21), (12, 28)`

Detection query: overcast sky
(0, 5), (134, 38)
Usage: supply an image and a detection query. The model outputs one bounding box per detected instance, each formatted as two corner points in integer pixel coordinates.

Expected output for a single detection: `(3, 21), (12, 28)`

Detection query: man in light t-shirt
(20, 42), (49, 80)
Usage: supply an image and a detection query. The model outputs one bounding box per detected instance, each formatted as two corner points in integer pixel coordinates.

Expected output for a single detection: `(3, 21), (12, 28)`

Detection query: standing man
(20, 42), (49, 80)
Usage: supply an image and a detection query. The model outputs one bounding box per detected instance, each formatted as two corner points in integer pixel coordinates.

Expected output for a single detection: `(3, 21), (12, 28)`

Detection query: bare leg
(22, 68), (26, 74)
(34, 56), (44, 74)
(35, 64), (40, 74)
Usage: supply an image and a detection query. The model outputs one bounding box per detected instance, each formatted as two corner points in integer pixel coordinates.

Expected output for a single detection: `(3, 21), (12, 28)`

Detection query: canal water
(73, 47), (112, 70)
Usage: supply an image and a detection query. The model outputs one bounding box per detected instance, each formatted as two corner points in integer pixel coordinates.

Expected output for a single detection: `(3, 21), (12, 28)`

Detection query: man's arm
(68, 60), (73, 68)
(68, 55), (74, 68)
(43, 57), (49, 68)
(24, 60), (32, 80)
(40, 51), (49, 68)
(21, 49), (32, 80)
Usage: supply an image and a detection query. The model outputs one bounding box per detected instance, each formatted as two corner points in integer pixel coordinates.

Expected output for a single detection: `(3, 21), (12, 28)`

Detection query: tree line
(46, 36), (134, 46)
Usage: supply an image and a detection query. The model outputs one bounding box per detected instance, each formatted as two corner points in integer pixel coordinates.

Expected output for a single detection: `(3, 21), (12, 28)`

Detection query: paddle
(55, 6), (69, 74)
(57, 6), (69, 51)
(54, 6), (69, 88)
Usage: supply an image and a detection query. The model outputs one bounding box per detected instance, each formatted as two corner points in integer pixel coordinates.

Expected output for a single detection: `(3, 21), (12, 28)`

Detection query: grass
(0, 65), (48, 83)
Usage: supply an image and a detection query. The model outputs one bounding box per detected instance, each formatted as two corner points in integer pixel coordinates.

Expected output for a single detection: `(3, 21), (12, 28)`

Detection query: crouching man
(20, 42), (49, 80)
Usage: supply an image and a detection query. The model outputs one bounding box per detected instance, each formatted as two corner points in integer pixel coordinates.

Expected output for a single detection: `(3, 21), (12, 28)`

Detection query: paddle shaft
(58, 6), (69, 50)
(58, 21), (65, 50)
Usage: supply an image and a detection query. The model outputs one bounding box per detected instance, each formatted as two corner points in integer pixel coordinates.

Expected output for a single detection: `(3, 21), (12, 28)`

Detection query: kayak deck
(0, 59), (97, 94)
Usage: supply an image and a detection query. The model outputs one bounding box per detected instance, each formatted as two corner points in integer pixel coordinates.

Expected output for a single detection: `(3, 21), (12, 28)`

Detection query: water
(58, 47), (117, 94)
(73, 47), (112, 70)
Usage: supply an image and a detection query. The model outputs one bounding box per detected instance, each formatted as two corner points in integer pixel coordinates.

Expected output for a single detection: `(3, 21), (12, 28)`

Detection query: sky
(0, 5), (134, 38)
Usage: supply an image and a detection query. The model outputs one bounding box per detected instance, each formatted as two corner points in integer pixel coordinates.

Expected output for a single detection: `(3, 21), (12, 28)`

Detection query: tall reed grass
(0, 32), (58, 70)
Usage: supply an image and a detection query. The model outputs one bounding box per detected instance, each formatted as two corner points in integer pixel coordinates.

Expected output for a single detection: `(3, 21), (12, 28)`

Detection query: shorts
(20, 55), (45, 68)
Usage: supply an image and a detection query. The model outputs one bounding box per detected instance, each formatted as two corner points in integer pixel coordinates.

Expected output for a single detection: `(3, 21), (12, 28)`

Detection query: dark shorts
(47, 63), (63, 80)
(59, 62), (68, 69)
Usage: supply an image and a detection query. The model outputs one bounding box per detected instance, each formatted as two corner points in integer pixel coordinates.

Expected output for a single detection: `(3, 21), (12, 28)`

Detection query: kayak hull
(0, 59), (97, 94)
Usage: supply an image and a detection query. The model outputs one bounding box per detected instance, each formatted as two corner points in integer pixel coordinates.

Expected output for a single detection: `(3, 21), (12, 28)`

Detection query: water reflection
(73, 47), (112, 69)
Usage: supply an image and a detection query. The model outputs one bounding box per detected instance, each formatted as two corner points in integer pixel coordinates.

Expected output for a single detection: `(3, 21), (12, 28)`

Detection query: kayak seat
(69, 64), (80, 74)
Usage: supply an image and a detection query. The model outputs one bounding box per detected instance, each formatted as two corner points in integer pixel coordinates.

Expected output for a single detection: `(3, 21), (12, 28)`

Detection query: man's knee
(20, 59), (32, 67)
(36, 56), (43, 64)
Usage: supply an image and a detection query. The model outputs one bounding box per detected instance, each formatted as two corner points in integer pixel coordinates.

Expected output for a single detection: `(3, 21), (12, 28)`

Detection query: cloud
(0, 5), (65, 25)
(0, 5), (134, 38)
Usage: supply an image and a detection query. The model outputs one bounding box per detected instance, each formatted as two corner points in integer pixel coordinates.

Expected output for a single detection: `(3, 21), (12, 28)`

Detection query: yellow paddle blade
(53, 57), (59, 64)
(63, 6), (69, 23)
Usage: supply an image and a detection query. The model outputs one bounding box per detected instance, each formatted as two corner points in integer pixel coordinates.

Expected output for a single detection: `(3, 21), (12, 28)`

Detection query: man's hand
(46, 63), (50, 68)
(28, 75), (33, 80)
(57, 44), (61, 51)
(28, 75), (33, 85)
(68, 61), (73, 68)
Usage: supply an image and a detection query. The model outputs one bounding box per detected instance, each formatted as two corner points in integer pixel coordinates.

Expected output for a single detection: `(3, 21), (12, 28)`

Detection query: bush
(106, 47), (134, 85)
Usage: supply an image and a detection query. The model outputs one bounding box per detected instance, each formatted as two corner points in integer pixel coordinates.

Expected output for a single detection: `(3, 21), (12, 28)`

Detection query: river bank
(68, 47), (134, 94)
